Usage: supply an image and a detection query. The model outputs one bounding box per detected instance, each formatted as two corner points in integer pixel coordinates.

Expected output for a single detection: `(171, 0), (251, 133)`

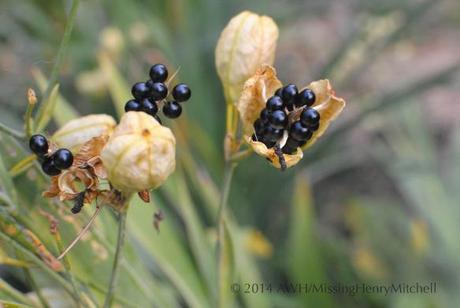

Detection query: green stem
(0, 231), (78, 303)
(35, 0), (80, 125)
(0, 122), (25, 140)
(103, 210), (128, 308)
(0, 277), (36, 306)
(216, 162), (236, 308)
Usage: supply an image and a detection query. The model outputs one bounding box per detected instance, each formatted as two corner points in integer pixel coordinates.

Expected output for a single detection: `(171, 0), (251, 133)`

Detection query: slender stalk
(35, 0), (80, 125)
(17, 251), (50, 308)
(103, 210), (128, 308)
(24, 89), (37, 139)
(0, 122), (24, 140)
(0, 277), (36, 307)
(216, 162), (236, 307)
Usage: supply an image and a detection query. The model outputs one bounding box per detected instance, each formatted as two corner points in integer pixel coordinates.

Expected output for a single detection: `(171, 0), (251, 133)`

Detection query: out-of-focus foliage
(1, 0), (459, 307)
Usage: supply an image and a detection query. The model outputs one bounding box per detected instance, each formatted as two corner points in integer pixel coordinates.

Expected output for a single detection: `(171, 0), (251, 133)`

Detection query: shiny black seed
(149, 82), (168, 101)
(172, 83), (191, 102)
(295, 88), (316, 107)
(253, 119), (265, 135)
(124, 99), (141, 112)
(29, 134), (48, 157)
(268, 110), (288, 129)
(266, 95), (284, 111)
(282, 84), (298, 104)
(285, 137), (301, 148)
(282, 145), (297, 154)
(259, 108), (270, 123)
(289, 121), (312, 141)
(149, 64), (168, 83)
(300, 108), (320, 128)
(141, 99), (158, 116)
(262, 139), (276, 148)
(53, 149), (74, 170)
(41, 158), (61, 176)
(163, 101), (182, 118)
(263, 125), (284, 142)
(310, 123), (319, 131)
(275, 87), (283, 97)
(131, 82), (151, 100)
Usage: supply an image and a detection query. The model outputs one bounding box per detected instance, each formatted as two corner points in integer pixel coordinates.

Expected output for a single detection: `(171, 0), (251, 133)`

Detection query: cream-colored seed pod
(100, 112), (176, 193)
(215, 11), (278, 105)
(52, 114), (116, 151)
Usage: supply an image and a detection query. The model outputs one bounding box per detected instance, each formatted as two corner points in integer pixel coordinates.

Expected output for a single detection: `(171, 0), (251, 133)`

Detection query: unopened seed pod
(101, 112), (176, 193)
(215, 11), (279, 105)
(52, 114), (116, 151)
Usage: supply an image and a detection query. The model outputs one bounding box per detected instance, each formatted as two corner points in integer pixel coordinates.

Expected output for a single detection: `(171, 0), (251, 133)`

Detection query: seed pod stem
(24, 88), (37, 139)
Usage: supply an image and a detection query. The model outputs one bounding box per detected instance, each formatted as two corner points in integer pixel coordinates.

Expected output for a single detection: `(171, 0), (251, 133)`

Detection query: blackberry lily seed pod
(101, 111), (176, 193)
(215, 11), (279, 105)
(237, 65), (346, 169)
(52, 114), (116, 151)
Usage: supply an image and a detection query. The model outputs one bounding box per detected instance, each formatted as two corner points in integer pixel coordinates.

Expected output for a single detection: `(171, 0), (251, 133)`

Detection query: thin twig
(58, 205), (102, 260)
(103, 210), (128, 308)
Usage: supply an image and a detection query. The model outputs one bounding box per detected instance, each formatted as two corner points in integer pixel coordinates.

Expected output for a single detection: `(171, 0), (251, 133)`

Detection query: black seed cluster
(29, 134), (74, 176)
(124, 63), (192, 121)
(252, 84), (320, 155)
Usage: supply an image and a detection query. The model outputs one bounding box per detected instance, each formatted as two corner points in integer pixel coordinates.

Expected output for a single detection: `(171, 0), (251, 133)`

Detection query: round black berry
(149, 64), (168, 83)
(149, 82), (168, 101)
(53, 149), (74, 170)
(268, 110), (288, 129)
(295, 88), (316, 107)
(124, 99), (141, 112)
(259, 108), (270, 123)
(131, 82), (151, 100)
(41, 158), (61, 176)
(172, 83), (191, 102)
(282, 84), (298, 104)
(282, 145), (297, 154)
(309, 122), (319, 132)
(29, 134), (49, 157)
(266, 96), (284, 111)
(263, 125), (284, 142)
(300, 108), (320, 128)
(262, 139), (276, 148)
(163, 101), (182, 118)
(289, 121), (312, 141)
(253, 119), (265, 135)
(285, 137), (301, 148)
(141, 99), (158, 116)
(275, 87), (283, 97)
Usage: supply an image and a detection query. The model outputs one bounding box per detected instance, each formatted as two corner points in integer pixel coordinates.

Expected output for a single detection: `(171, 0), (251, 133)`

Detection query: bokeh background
(1, 0), (460, 307)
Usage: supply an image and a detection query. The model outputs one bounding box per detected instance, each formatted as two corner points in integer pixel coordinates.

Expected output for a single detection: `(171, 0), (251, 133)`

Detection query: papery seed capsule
(289, 121), (312, 141)
(101, 112), (176, 192)
(300, 108), (320, 128)
(52, 149), (74, 170)
(131, 82), (152, 100)
(268, 110), (288, 129)
(172, 83), (191, 102)
(295, 88), (315, 107)
(149, 64), (168, 83)
(29, 134), (49, 157)
(266, 96), (284, 111)
(163, 101), (182, 118)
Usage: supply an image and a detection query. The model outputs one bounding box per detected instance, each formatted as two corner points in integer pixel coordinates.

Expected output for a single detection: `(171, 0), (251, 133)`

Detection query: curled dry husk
(215, 11), (278, 105)
(101, 112), (176, 193)
(43, 134), (109, 203)
(237, 65), (346, 169)
(52, 114), (116, 151)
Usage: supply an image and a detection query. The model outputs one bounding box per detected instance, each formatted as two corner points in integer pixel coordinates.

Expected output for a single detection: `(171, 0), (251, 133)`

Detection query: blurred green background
(1, 0), (460, 307)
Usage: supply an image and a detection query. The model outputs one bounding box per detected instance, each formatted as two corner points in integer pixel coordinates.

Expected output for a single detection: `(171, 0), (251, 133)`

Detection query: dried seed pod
(101, 112), (176, 193)
(52, 114), (116, 151)
(237, 65), (346, 169)
(215, 11), (279, 105)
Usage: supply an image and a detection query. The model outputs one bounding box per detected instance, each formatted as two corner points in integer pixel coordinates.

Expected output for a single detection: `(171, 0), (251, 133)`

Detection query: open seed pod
(101, 111), (176, 193)
(237, 65), (346, 169)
